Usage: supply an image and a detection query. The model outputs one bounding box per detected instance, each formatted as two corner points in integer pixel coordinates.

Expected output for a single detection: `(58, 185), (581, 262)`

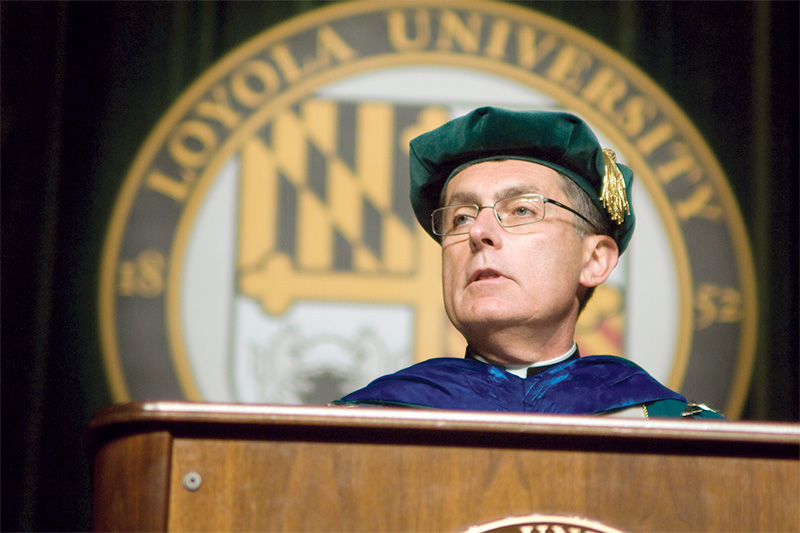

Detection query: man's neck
(461, 319), (578, 366)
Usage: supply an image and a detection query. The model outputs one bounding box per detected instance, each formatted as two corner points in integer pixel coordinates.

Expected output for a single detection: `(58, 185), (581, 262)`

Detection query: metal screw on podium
(182, 471), (202, 491)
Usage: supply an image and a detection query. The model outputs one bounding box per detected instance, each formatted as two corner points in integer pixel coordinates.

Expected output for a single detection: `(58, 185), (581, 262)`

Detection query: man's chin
(454, 311), (527, 338)
(461, 296), (519, 319)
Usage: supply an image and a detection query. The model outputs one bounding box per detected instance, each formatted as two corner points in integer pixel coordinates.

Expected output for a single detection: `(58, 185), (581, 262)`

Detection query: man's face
(441, 160), (591, 350)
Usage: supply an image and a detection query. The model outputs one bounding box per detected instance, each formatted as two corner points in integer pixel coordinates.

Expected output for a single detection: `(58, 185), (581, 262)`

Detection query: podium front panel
(87, 402), (800, 532)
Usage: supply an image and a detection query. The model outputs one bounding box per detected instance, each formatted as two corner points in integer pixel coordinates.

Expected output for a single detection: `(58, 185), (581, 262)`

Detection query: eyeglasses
(431, 193), (595, 236)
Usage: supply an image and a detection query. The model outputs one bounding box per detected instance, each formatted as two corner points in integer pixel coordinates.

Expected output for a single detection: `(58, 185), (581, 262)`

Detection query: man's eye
(505, 201), (537, 218)
(453, 213), (473, 226)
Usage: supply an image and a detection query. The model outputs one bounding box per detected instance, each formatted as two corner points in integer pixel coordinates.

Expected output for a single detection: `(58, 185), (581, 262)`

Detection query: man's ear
(579, 235), (619, 288)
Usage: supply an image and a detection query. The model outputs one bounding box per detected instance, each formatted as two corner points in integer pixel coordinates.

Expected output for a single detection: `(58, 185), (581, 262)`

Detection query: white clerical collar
(473, 342), (578, 378)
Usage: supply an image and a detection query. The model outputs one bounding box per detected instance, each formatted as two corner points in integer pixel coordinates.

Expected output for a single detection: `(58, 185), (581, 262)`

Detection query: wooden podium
(86, 402), (800, 532)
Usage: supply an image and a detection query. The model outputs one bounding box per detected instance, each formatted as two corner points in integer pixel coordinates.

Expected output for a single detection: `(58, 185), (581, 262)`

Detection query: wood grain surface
(88, 402), (800, 532)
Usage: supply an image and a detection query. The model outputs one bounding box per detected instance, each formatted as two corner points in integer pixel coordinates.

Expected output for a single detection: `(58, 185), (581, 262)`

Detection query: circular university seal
(464, 513), (624, 533)
(100, 1), (756, 416)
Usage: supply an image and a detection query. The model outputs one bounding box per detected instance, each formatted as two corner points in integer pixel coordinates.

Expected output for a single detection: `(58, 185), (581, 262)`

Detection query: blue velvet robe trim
(337, 355), (685, 414)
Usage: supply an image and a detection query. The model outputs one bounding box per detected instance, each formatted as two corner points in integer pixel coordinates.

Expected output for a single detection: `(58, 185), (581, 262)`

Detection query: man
(336, 107), (723, 419)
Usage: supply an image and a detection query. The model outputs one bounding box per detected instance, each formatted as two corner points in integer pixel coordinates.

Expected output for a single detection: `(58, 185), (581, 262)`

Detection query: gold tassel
(600, 148), (629, 225)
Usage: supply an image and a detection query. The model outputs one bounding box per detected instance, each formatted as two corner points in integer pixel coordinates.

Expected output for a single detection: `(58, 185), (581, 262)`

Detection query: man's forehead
(443, 160), (560, 203)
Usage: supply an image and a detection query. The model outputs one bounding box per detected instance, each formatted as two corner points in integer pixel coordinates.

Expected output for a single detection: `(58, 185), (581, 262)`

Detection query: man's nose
(468, 207), (501, 249)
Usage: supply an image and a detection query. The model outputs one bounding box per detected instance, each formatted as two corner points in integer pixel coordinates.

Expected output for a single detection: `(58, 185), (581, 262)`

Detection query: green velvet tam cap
(409, 107), (635, 253)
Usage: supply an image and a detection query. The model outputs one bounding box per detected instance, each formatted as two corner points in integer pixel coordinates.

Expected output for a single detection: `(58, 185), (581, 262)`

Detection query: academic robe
(335, 353), (725, 419)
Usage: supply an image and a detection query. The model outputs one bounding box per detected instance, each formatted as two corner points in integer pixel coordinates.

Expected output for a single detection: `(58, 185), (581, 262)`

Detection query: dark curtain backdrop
(2, 1), (797, 530)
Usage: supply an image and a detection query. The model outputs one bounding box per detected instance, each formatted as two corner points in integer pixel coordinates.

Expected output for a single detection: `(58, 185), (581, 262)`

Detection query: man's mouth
(470, 269), (504, 283)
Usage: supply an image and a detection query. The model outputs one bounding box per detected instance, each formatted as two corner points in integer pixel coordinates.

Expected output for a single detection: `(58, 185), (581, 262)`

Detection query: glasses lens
(496, 195), (545, 227)
(433, 205), (478, 235)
